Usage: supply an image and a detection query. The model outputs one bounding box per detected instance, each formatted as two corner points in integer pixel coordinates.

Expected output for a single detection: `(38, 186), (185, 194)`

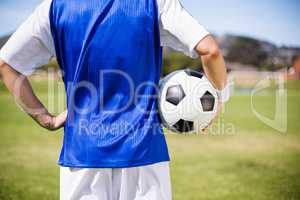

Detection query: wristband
(216, 82), (232, 103)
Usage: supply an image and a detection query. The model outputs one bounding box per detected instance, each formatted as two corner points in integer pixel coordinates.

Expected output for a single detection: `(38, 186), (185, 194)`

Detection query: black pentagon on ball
(200, 91), (215, 112)
(172, 119), (194, 133)
(166, 85), (186, 106)
(185, 69), (203, 79)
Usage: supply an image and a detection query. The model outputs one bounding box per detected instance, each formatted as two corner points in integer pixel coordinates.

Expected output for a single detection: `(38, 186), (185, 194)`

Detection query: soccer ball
(158, 69), (218, 133)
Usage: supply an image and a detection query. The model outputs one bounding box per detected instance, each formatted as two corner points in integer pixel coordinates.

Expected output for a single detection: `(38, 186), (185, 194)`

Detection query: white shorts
(60, 162), (172, 200)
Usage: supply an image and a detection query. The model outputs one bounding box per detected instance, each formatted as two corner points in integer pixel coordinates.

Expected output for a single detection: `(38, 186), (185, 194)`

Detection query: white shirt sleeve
(0, 0), (54, 76)
(0, 0), (207, 76)
(158, 0), (210, 58)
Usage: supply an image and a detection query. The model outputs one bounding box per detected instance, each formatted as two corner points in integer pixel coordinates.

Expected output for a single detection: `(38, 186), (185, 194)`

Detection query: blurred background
(0, 0), (300, 200)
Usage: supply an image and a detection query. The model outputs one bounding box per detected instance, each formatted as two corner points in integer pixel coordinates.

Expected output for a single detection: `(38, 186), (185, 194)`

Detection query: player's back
(49, 0), (169, 168)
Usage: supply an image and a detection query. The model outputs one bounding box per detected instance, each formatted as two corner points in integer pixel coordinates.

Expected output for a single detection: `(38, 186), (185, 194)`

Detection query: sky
(0, 0), (300, 47)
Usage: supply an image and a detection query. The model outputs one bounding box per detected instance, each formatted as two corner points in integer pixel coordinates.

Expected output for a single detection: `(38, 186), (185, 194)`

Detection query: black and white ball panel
(185, 69), (203, 79)
(172, 119), (194, 133)
(200, 91), (216, 112)
(166, 85), (186, 106)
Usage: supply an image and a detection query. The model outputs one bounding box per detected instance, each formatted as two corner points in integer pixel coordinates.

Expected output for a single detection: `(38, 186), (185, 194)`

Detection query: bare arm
(0, 59), (66, 131)
(195, 35), (227, 90)
(195, 35), (228, 130)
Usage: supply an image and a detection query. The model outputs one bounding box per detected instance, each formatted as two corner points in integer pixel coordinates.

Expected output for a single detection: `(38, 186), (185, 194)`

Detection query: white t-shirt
(0, 0), (209, 76)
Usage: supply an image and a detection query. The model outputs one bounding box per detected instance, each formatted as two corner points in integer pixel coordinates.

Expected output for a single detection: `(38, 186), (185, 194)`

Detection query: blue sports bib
(49, 0), (170, 168)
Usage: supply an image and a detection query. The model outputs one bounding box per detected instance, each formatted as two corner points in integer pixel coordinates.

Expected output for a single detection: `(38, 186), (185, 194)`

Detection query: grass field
(0, 80), (300, 200)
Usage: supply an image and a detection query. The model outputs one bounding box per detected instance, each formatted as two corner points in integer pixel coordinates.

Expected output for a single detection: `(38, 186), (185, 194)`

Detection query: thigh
(60, 167), (113, 200)
(138, 162), (172, 200)
(117, 162), (172, 200)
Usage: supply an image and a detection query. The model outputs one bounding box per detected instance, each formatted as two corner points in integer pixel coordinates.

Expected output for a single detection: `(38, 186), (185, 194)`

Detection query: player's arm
(0, 59), (66, 131)
(195, 35), (227, 91)
(159, 0), (230, 103)
(0, 0), (66, 131)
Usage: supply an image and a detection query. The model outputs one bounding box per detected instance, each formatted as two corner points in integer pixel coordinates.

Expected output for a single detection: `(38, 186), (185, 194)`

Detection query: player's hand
(35, 110), (67, 131)
(202, 101), (222, 132)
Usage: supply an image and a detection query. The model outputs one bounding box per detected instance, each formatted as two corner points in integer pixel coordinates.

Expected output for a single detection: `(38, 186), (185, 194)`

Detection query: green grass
(0, 80), (300, 200)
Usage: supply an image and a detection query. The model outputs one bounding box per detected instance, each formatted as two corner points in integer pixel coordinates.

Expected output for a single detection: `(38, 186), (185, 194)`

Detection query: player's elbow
(195, 36), (222, 59)
(202, 41), (221, 60)
(207, 44), (221, 59)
